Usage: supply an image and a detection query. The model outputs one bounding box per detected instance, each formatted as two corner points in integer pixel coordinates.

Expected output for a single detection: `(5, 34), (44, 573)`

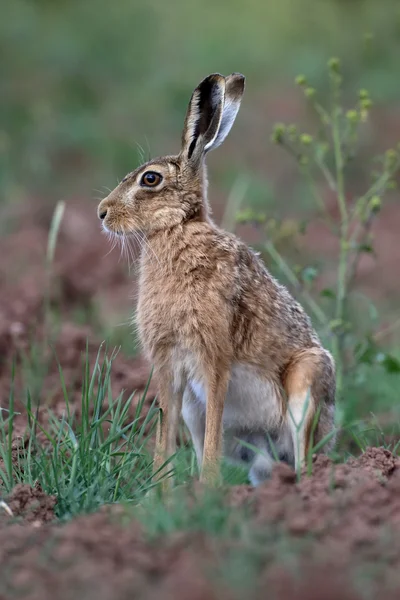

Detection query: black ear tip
(226, 73), (246, 95)
(195, 73), (225, 102)
(207, 72), (225, 80)
(198, 73), (224, 89)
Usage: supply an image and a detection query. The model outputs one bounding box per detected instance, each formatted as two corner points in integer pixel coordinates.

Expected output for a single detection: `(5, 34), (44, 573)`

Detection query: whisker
(121, 232), (136, 272)
(133, 230), (151, 266)
(144, 135), (152, 162)
(126, 237), (137, 270)
(101, 217), (164, 276)
(114, 317), (135, 328)
(102, 230), (118, 258)
(133, 216), (162, 269)
(118, 234), (127, 264)
(92, 187), (113, 199)
(135, 142), (146, 164)
(120, 234), (136, 272)
(141, 233), (162, 269)
(135, 233), (152, 265)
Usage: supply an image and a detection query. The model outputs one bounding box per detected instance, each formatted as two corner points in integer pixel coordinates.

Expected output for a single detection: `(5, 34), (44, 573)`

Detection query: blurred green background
(2, 0), (400, 200)
(1, 0), (400, 435)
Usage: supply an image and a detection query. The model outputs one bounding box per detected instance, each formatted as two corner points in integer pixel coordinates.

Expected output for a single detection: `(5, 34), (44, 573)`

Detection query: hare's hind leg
(284, 348), (336, 471)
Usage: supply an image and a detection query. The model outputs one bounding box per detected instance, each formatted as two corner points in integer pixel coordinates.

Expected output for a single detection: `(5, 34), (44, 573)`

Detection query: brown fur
(97, 73), (336, 487)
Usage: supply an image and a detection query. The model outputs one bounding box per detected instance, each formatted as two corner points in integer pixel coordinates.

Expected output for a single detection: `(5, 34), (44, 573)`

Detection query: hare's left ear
(180, 73), (245, 169)
(180, 73), (226, 167)
(180, 73), (245, 168)
(209, 73), (245, 151)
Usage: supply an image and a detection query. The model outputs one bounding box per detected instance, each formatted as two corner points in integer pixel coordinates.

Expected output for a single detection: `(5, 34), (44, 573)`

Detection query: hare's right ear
(180, 73), (226, 167)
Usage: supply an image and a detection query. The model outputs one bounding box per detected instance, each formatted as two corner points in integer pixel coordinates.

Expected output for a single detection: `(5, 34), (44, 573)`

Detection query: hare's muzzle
(97, 197), (110, 227)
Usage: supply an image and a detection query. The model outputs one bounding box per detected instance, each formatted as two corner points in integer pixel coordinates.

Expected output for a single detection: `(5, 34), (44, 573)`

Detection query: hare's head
(98, 73), (245, 236)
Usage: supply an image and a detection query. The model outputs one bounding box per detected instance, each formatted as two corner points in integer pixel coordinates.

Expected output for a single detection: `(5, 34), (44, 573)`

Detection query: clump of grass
(0, 345), (162, 519)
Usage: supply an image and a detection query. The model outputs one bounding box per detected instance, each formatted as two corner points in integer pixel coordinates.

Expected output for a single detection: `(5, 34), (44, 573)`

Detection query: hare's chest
(136, 277), (195, 356)
(136, 290), (174, 352)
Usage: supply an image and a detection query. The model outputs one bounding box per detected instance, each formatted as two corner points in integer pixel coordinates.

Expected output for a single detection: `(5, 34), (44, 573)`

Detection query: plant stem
(44, 200), (65, 347)
(346, 214), (374, 289)
(315, 157), (337, 194)
(331, 104), (348, 401)
(301, 164), (338, 234)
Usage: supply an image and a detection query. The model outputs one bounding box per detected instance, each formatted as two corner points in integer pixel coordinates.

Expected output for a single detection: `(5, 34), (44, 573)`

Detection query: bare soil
(0, 448), (400, 599)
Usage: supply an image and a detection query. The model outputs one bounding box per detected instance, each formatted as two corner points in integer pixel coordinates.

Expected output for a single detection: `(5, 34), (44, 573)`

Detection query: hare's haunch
(98, 73), (336, 487)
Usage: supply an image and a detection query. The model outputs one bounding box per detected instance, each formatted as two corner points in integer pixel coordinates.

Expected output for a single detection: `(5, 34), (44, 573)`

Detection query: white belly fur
(189, 363), (282, 431)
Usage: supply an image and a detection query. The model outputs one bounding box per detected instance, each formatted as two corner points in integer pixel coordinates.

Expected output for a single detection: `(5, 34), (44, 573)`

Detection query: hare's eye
(140, 171), (162, 187)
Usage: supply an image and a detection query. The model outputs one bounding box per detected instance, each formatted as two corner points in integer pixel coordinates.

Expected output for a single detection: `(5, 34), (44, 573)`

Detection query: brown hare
(97, 72), (336, 486)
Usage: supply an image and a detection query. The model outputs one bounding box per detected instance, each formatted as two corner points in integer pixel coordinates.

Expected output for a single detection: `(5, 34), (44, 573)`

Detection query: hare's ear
(180, 73), (226, 166)
(210, 73), (245, 151)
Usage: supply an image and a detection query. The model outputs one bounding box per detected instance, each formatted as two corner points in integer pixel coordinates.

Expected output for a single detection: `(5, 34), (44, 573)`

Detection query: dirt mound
(247, 448), (400, 598)
(238, 447), (400, 544)
(3, 482), (56, 525)
(0, 510), (222, 600)
(0, 448), (399, 599)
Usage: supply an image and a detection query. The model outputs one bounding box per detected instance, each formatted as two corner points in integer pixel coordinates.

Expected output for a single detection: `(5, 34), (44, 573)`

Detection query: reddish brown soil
(0, 448), (399, 599)
(3, 482), (56, 525)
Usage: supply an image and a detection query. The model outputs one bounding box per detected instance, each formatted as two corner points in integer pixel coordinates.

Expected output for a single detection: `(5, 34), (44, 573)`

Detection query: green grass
(0, 346), (160, 518)
(0, 338), (398, 523)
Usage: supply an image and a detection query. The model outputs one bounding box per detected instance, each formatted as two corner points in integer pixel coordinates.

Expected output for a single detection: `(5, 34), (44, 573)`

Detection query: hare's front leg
(201, 369), (230, 485)
(182, 384), (205, 471)
(153, 370), (183, 491)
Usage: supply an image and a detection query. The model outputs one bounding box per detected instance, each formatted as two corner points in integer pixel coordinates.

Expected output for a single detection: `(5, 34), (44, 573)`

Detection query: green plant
(237, 58), (400, 424)
(0, 345), (162, 519)
(43, 199), (65, 347)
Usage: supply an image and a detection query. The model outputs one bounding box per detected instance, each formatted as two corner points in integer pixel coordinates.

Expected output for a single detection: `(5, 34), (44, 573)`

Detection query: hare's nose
(99, 209), (107, 220)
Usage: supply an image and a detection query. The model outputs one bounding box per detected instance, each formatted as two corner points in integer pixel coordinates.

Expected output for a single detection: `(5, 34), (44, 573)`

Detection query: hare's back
(227, 240), (320, 358)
